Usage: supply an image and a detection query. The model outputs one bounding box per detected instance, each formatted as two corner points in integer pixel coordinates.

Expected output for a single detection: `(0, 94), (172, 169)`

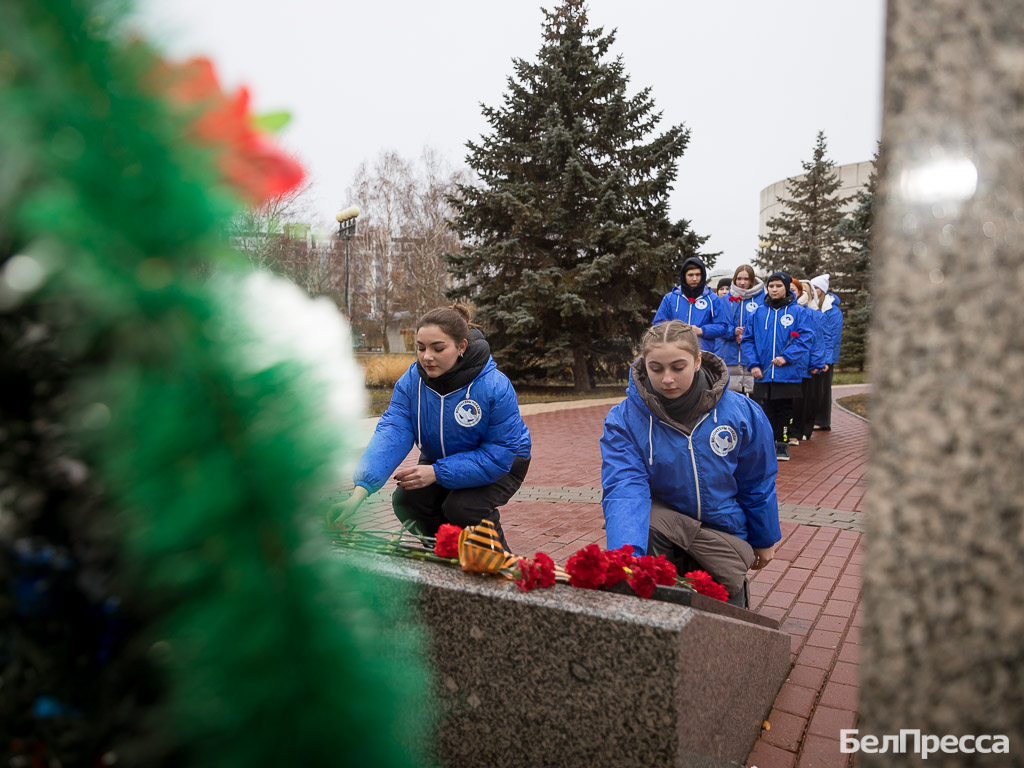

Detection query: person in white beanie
(809, 274), (843, 431)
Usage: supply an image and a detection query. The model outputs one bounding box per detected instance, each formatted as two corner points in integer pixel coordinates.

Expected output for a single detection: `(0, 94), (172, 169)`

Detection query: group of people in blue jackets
(330, 258), (842, 608)
(656, 258), (844, 462)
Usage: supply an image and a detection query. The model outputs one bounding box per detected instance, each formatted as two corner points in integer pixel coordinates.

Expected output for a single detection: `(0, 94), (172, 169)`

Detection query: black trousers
(392, 455), (530, 551)
(793, 376), (819, 439)
(760, 398), (794, 443)
(812, 367), (835, 428)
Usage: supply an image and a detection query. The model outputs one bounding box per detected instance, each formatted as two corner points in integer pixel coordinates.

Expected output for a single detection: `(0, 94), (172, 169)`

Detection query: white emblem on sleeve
(747, 301), (758, 313)
(695, 298), (707, 310)
(780, 313), (794, 327)
(454, 399), (483, 428)
(710, 425), (738, 457)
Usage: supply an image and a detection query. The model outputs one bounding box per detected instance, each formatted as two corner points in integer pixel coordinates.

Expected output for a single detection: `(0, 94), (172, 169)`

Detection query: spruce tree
(758, 131), (851, 278)
(836, 147), (879, 371)
(446, 1), (708, 391)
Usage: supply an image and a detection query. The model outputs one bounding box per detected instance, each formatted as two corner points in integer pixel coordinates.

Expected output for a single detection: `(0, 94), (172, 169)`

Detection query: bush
(361, 354), (416, 388)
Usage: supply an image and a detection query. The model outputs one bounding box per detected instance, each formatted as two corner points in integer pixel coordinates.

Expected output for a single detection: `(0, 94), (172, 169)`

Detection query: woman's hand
(734, 326), (744, 343)
(751, 366), (763, 380)
(751, 546), (775, 570)
(394, 465), (437, 491)
(771, 356), (787, 366)
(822, 363), (830, 372)
(327, 486), (368, 528)
(753, 548), (774, 573)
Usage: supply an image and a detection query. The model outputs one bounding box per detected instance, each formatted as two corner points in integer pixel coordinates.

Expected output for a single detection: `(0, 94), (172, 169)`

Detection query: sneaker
(788, 437), (800, 446)
(775, 442), (790, 461)
(813, 425), (831, 431)
(800, 434), (812, 442)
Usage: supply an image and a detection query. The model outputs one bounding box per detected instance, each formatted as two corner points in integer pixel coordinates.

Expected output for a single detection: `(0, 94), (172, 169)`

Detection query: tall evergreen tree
(835, 146), (879, 370)
(757, 131), (851, 278)
(446, 1), (710, 391)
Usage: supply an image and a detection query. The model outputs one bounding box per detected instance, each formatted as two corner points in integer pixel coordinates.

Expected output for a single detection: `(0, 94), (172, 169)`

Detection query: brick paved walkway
(341, 385), (870, 767)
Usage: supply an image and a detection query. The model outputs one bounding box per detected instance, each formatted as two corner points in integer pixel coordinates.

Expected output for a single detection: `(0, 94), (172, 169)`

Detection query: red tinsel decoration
(152, 57), (305, 204)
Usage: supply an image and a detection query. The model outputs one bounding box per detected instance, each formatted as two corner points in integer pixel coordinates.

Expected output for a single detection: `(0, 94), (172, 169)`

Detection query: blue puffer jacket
(354, 358), (531, 493)
(653, 286), (728, 353)
(739, 294), (814, 384)
(716, 287), (766, 365)
(601, 356), (781, 554)
(804, 308), (828, 376)
(818, 293), (844, 365)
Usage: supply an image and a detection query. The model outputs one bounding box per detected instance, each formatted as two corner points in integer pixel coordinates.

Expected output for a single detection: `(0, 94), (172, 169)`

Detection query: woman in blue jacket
(653, 256), (729, 353)
(740, 272), (813, 462)
(790, 278), (829, 443)
(715, 264), (766, 395)
(329, 304), (531, 550)
(600, 321), (781, 606)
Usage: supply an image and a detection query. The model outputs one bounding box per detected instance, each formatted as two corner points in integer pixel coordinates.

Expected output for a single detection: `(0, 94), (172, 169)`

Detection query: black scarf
(655, 368), (713, 430)
(765, 291), (796, 309)
(417, 328), (491, 395)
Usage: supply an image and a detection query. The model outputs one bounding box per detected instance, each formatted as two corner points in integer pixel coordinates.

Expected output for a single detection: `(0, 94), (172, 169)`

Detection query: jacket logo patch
(709, 425), (738, 457)
(454, 399), (483, 428)
(747, 301), (759, 313)
(780, 313), (795, 327)
(695, 298), (708, 310)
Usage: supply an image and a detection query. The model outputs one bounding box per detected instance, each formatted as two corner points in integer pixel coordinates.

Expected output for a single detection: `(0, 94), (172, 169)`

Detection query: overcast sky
(137, 0), (886, 273)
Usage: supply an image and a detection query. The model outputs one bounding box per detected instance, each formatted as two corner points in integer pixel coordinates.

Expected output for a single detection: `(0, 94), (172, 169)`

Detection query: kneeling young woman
(600, 321), (781, 606)
(330, 305), (530, 550)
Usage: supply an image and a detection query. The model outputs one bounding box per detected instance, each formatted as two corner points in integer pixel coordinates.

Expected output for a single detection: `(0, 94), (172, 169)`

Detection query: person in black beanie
(740, 272), (814, 462)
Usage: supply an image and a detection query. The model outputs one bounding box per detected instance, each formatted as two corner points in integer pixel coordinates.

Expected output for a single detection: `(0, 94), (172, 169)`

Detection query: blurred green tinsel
(0, 1), (430, 766)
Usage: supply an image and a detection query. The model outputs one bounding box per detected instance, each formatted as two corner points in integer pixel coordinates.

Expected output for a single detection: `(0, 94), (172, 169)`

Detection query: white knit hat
(810, 274), (830, 295)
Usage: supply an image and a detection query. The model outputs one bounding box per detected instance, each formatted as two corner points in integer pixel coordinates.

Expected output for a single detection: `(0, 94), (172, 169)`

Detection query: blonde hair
(640, 321), (700, 359)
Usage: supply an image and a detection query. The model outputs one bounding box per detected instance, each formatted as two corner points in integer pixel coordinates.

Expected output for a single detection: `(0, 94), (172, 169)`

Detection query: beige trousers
(648, 500), (755, 602)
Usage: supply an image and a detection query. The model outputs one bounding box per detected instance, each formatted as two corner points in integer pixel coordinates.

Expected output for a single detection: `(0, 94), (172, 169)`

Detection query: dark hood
(417, 327), (491, 395)
(679, 256), (708, 300)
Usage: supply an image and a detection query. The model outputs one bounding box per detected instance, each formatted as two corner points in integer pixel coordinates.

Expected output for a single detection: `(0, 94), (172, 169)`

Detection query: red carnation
(604, 545), (637, 587)
(513, 557), (538, 591)
(627, 561), (658, 599)
(434, 524), (462, 559)
(687, 297), (697, 304)
(790, 331), (799, 338)
(642, 554), (678, 586)
(566, 544), (610, 589)
(513, 552), (557, 592)
(684, 570), (730, 602)
(533, 552), (556, 588)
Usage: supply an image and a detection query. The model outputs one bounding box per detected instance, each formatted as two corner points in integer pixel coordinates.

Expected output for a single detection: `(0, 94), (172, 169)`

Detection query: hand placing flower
(394, 465), (436, 491)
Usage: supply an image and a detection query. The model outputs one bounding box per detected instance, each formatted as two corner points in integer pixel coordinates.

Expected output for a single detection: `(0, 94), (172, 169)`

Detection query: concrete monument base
(345, 552), (790, 767)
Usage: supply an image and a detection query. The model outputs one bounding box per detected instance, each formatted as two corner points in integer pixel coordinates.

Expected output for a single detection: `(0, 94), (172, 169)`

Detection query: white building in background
(758, 160), (874, 246)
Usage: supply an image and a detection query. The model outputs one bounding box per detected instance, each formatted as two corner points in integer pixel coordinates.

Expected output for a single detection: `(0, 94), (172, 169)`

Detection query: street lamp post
(335, 205), (360, 316)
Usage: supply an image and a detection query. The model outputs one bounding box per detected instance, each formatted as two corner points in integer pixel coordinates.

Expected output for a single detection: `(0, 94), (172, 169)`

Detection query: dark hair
(416, 303), (477, 343)
(733, 264), (756, 282)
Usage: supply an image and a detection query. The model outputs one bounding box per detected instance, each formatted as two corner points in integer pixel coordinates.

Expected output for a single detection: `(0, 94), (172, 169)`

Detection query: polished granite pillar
(863, 0), (1024, 761)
